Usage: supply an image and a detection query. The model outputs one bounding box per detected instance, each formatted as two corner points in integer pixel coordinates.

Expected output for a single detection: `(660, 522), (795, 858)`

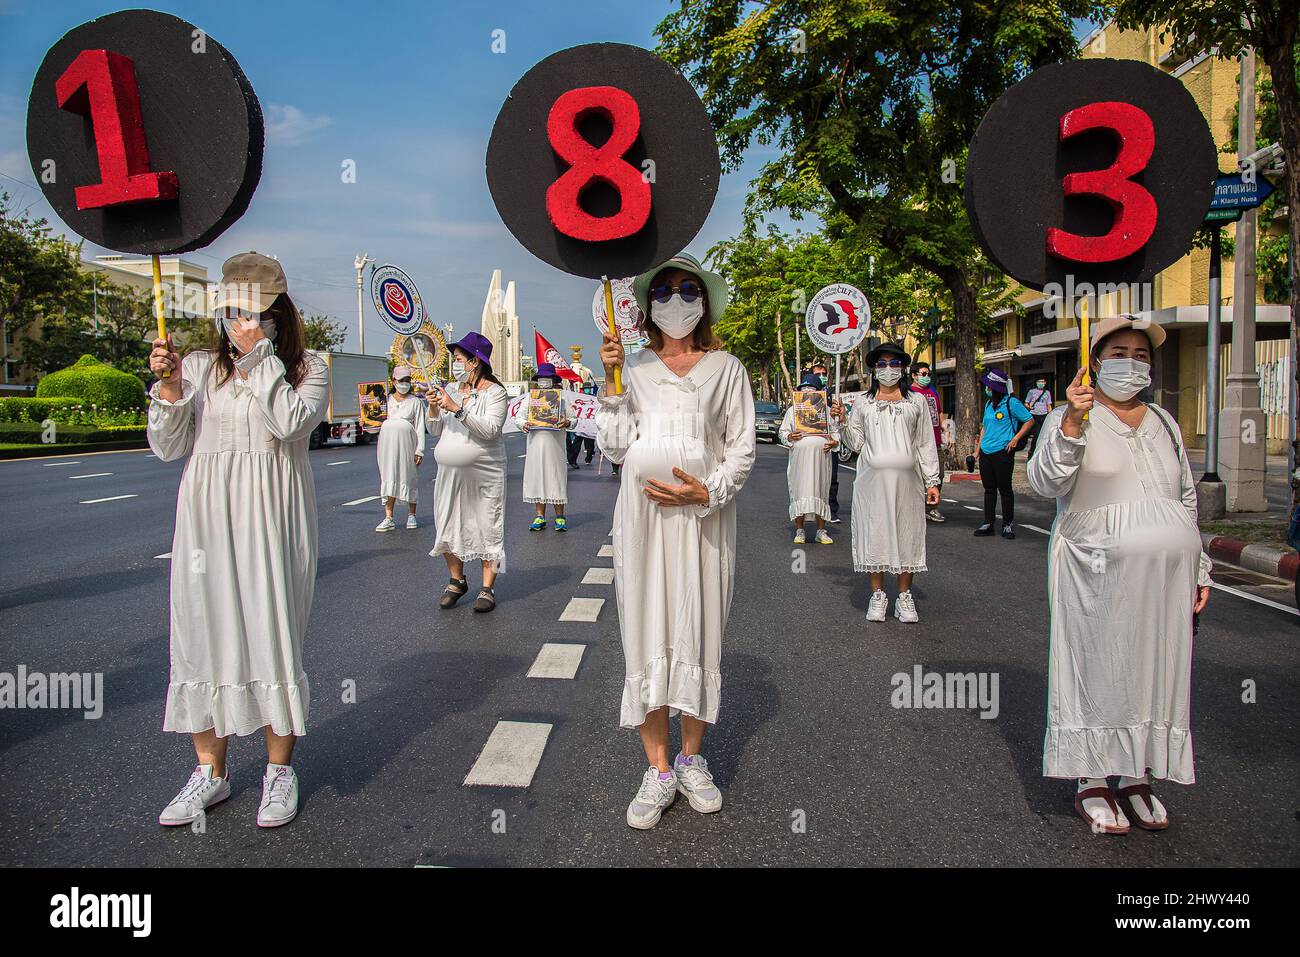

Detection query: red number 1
(1046, 101), (1156, 263)
(55, 49), (178, 210)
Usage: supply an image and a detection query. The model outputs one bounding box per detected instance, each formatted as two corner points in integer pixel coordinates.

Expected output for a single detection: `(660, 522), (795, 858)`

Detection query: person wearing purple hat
(427, 331), (510, 612)
(375, 365), (426, 532)
(514, 362), (573, 531)
(974, 368), (1034, 539)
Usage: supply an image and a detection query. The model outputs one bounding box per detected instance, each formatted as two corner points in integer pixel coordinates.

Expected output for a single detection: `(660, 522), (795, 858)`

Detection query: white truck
(307, 350), (391, 450)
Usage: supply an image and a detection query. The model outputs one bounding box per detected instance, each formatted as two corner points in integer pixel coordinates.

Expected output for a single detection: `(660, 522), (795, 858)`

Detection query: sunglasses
(874, 358), (904, 369)
(649, 280), (703, 304)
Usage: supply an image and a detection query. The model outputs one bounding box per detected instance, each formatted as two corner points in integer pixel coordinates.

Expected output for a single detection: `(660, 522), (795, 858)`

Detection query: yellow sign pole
(1078, 295), (1090, 421)
(602, 275), (622, 395)
(151, 254), (169, 378)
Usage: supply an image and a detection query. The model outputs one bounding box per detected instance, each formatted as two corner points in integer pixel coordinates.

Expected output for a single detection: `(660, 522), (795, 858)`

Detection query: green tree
(657, 0), (1096, 456)
(303, 313), (347, 352)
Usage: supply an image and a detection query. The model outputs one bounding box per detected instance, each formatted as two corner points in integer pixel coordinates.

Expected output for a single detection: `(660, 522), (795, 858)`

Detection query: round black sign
(965, 58), (1217, 292)
(27, 9), (263, 255)
(486, 43), (721, 281)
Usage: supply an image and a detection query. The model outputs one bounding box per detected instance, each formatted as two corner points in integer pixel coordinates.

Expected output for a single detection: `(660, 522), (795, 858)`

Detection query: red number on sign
(1045, 101), (1156, 263)
(545, 86), (650, 242)
(55, 49), (178, 210)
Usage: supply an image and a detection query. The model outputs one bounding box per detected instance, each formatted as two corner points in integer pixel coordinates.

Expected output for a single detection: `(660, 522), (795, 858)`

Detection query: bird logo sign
(805, 283), (870, 354)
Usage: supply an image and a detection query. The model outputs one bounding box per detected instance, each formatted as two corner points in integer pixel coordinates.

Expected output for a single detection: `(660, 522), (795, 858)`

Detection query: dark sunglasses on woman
(874, 358), (904, 369)
(649, 280), (703, 304)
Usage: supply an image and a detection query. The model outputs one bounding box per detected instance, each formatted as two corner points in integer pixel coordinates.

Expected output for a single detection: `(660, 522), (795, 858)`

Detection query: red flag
(535, 329), (582, 382)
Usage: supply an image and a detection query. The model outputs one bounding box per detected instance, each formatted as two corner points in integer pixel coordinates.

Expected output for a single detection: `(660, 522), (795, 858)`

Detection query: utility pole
(1220, 47), (1267, 512)
(354, 253), (373, 355)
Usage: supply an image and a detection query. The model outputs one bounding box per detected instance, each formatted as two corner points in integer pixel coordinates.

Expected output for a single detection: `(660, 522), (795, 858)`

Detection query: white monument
(479, 269), (522, 383)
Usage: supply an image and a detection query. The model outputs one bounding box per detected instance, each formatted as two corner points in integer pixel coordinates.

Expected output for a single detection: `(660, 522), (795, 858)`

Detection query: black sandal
(439, 577), (469, 609)
(472, 587), (496, 613)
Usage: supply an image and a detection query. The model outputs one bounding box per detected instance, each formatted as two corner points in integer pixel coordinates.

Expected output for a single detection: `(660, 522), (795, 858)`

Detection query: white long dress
(377, 393), (426, 503)
(428, 382), (509, 568)
(841, 393), (941, 574)
(515, 391), (570, 505)
(596, 349), (756, 728)
(778, 406), (839, 520)
(147, 339), (327, 737)
(1027, 403), (1211, 784)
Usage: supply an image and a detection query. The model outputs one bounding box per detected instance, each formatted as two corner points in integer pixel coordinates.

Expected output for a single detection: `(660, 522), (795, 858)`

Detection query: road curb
(1201, 532), (1298, 584)
(0, 438), (149, 460)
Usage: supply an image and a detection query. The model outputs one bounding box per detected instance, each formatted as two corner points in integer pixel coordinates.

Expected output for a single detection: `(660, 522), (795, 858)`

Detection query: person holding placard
(779, 373), (840, 544)
(148, 253), (327, 829)
(375, 365), (426, 532)
(428, 333), (510, 613)
(516, 363), (573, 530)
(1027, 316), (1211, 835)
(831, 343), (940, 624)
(596, 253), (756, 830)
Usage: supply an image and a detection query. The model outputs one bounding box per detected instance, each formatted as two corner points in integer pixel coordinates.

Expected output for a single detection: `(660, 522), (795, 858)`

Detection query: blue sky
(0, 0), (781, 360)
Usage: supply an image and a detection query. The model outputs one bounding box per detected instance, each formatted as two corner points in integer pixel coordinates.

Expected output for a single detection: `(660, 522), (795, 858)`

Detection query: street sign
(1209, 173), (1274, 212)
(370, 264), (425, 336)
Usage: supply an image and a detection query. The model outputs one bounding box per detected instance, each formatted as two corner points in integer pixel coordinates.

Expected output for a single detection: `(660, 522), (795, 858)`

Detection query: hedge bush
(36, 354), (147, 409)
(0, 421), (146, 445)
(0, 396), (82, 423)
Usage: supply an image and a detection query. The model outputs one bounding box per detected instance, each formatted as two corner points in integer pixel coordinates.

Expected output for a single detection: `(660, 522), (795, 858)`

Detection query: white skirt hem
(854, 562), (927, 574)
(789, 495), (830, 520)
(1043, 724), (1194, 784)
(620, 656), (721, 729)
(164, 678), (309, 738)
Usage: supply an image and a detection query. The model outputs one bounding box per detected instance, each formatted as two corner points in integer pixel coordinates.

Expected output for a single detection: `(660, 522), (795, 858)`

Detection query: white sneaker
(815, 529), (833, 545)
(926, 507), (945, 523)
(895, 590), (919, 623)
(866, 589), (889, 622)
(375, 517), (396, 532)
(159, 764), (230, 826)
(673, 753), (723, 813)
(405, 515), (419, 529)
(257, 764), (299, 828)
(793, 528), (806, 544)
(626, 766), (677, 829)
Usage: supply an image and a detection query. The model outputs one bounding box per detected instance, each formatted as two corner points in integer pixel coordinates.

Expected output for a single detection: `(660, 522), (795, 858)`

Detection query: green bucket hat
(631, 252), (729, 328)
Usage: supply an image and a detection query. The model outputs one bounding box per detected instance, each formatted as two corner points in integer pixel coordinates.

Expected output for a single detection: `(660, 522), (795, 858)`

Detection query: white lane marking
(1209, 582), (1298, 617)
(464, 720), (553, 787)
(42, 461), (82, 467)
(559, 597), (604, 622)
(80, 494), (137, 504)
(963, 505), (981, 511)
(527, 643), (587, 679)
(1021, 524), (1051, 535)
(943, 498), (958, 504)
(597, 544), (613, 557)
(582, 567), (615, 585)
(840, 463), (856, 472)
(326, 460), (350, 466)
(517, 454), (527, 459)
(155, 552), (172, 559)
(342, 495), (381, 506)
(68, 472), (112, 479)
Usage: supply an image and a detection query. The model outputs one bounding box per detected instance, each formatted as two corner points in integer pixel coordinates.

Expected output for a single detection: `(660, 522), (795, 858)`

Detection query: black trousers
(979, 448), (1015, 526)
(1024, 414), (1048, 457)
(567, 433), (594, 465)
(828, 452), (840, 517)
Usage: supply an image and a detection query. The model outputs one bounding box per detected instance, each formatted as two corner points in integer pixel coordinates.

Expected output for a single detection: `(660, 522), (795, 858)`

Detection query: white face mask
(395, 381), (411, 395)
(536, 378), (553, 389)
(1096, 357), (1151, 401)
(451, 360), (469, 383)
(875, 367), (903, 386)
(651, 294), (704, 340)
(222, 316), (276, 351)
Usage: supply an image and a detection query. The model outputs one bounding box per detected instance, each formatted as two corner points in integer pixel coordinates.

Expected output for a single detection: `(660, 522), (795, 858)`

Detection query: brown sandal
(1116, 782), (1169, 830)
(439, 578), (469, 609)
(472, 587), (496, 613)
(1074, 786), (1130, 835)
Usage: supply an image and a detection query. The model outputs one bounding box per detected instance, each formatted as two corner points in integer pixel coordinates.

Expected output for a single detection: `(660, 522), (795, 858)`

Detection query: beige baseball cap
(1090, 313), (1166, 353)
(213, 252), (287, 314)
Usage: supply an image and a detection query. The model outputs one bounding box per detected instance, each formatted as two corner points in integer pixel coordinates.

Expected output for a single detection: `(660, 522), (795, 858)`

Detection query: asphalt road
(0, 434), (1295, 867)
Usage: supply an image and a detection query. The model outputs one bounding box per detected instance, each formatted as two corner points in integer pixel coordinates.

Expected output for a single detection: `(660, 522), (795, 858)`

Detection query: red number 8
(1046, 101), (1157, 263)
(545, 86), (651, 242)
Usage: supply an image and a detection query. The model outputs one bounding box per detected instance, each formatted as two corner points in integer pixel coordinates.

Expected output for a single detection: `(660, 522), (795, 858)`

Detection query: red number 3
(1046, 101), (1156, 263)
(55, 49), (178, 210)
(545, 86), (651, 242)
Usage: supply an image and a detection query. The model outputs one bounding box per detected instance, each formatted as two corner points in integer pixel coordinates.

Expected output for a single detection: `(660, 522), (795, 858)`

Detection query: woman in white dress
(374, 364), (426, 532)
(596, 252), (756, 830)
(1027, 315), (1211, 835)
(832, 342), (941, 625)
(780, 372), (840, 545)
(428, 332), (510, 613)
(515, 362), (573, 531)
(147, 252), (326, 829)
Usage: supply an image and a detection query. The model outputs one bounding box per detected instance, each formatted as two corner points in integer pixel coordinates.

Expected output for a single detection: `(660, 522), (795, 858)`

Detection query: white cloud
(264, 104), (334, 146)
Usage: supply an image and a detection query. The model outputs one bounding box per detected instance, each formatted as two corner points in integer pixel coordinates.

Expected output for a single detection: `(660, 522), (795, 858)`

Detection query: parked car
(754, 400), (784, 443)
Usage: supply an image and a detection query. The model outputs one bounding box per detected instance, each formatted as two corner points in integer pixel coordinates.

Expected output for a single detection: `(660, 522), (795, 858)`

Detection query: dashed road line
(581, 567), (615, 585)
(326, 461), (350, 466)
(464, 720), (553, 787)
(155, 552), (171, 559)
(1021, 524), (1051, 535)
(1210, 582), (1298, 617)
(342, 495), (381, 506)
(527, 643), (587, 679)
(42, 461), (82, 467)
(68, 472), (112, 479)
(597, 544), (613, 557)
(963, 505), (981, 511)
(559, 597), (604, 622)
(80, 494), (138, 505)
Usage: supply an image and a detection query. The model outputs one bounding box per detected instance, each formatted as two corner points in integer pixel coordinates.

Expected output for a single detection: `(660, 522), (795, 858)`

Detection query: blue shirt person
(979, 379), (1033, 454)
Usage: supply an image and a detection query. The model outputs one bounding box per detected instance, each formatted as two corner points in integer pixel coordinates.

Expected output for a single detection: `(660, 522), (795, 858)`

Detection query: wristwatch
(454, 404), (467, 420)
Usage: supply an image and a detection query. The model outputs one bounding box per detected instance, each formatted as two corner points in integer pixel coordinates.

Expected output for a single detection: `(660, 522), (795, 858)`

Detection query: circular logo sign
(26, 9), (263, 255)
(388, 322), (446, 387)
(370, 264), (424, 336)
(805, 284), (870, 355)
(592, 277), (647, 349)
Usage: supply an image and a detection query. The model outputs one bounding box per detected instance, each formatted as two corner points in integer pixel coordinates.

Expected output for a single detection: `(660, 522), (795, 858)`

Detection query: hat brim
(632, 255), (728, 328)
(864, 344), (912, 368)
(1091, 319), (1167, 353)
(213, 284), (278, 314)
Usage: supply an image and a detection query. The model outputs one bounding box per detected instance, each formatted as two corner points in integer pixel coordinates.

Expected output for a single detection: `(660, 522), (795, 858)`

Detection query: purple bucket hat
(533, 362), (557, 380)
(980, 369), (1011, 394)
(449, 331), (493, 367)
